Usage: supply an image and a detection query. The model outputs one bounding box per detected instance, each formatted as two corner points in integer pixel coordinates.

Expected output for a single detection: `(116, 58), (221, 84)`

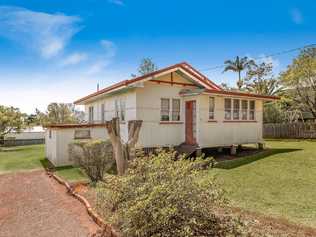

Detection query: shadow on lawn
(214, 148), (302, 170)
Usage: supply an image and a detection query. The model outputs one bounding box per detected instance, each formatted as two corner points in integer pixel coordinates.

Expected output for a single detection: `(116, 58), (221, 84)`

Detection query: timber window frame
(209, 97), (215, 120)
(160, 98), (181, 122)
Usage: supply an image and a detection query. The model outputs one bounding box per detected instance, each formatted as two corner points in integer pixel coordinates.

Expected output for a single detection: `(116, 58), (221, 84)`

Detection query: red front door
(185, 101), (196, 145)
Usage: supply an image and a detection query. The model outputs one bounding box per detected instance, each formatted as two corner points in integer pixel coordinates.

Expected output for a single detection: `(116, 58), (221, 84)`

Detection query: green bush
(69, 139), (115, 182)
(96, 150), (250, 237)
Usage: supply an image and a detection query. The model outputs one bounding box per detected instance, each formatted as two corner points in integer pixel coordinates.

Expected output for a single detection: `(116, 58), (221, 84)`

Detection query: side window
(49, 130), (52, 139)
(209, 97), (215, 120)
(241, 100), (248, 120)
(114, 100), (119, 118)
(74, 130), (91, 139)
(101, 103), (105, 123)
(88, 106), (94, 123)
(249, 101), (256, 120)
(224, 98), (232, 120)
(161, 98), (170, 121)
(120, 99), (126, 122)
(233, 99), (240, 120)
(172, 99), (180, 121)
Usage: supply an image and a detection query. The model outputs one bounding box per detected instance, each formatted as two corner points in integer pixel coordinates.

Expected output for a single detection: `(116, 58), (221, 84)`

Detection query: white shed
(45, 124), (108, 167)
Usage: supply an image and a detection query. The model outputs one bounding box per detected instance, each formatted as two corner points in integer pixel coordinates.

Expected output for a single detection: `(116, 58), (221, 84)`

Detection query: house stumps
(196, 147), (202, 157)
(258, 142), (265, 150)
(217, 147), (223, 153)
(230, 145), (237, 155)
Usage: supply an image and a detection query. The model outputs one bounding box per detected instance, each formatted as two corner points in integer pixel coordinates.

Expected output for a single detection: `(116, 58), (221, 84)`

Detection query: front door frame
(185, 100), (197, 145)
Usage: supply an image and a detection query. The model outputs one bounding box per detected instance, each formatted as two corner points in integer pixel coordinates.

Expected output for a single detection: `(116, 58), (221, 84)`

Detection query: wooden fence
(263, 122), (316, 139)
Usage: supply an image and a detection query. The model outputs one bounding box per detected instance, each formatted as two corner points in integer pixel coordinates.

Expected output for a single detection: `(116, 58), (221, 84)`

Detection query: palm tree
(223, 56), (255, 90)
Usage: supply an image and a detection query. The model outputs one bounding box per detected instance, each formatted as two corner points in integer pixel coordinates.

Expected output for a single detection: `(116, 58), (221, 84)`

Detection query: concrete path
(0, 170), (99, 237)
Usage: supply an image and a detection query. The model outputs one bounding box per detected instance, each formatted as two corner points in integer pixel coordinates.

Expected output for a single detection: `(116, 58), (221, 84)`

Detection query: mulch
(0, 170), (100, 237)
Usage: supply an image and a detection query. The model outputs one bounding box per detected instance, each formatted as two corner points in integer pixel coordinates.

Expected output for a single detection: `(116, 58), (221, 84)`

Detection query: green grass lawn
(0, 144), (87, 182)
(55, 166), (88, 183)
(0, 144), (47, 173)
(207, 140), (316, 228)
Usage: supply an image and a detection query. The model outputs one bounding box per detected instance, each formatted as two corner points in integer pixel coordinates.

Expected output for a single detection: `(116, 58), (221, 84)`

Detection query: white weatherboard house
(45, 62), (278, 166)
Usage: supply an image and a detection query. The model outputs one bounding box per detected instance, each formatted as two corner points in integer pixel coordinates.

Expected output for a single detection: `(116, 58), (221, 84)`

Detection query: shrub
(69, 139), (115, 182)
(96, 150), (250, 237)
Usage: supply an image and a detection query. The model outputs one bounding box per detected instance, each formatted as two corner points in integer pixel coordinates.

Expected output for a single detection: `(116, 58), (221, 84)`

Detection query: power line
(200, 43), (316, 72)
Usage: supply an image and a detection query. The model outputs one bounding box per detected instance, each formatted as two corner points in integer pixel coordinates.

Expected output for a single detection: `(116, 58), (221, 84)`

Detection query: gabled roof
(74, 62), (222, 104)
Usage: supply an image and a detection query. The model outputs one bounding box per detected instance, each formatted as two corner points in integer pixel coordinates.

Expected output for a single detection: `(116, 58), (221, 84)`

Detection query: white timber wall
(84, 90), (137, 142)
(45, 127), (108, 167)
(197, 95), (263, 147)
(135, 81), (189, 148)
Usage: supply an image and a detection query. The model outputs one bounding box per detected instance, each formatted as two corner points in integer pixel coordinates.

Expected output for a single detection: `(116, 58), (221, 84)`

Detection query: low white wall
(45, 126), (108, 167)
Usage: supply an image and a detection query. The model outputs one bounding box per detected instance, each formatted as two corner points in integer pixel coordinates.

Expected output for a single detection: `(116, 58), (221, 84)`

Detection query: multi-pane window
(224, 98), (232, 120)
(120, 99), (126, 122)
(172, 99), (181, 121)
(161, 98), (181, 121)
(249, 101), (256, 120)
(101, 104), (105, 123)
(241, 100), (248, 120)
(114, 100), (119, 118)
(233, 99), (240, 120)
(88, 106), (94, 123)
(209, 97), (215, 120)
(161, 98), (170, 121)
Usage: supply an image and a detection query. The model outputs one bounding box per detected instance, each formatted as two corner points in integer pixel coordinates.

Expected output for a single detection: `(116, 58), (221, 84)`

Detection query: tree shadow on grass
(214, 148), (302, 170)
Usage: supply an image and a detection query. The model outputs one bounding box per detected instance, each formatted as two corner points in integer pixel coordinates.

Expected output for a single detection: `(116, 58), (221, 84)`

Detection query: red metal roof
(74, 62), (222, 104)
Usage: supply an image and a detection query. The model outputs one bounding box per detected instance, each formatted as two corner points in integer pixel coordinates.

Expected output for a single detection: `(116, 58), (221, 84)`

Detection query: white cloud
(100, 40), (117, 58)
(61, 52), (87, 66)
(86, 60), (111, 75)
(290, 8), (303, 24)
(0, 69), (126, 114)
(86, 40), (116, 75)
(108, 0), (125, 6)
(0, 6), (81, 58)
(258, 54), (280, 69)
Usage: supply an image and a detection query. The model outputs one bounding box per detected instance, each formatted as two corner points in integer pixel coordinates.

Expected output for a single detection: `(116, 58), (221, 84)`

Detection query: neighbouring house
(45, 62), (278, 166)
(4, 126), (45, 146)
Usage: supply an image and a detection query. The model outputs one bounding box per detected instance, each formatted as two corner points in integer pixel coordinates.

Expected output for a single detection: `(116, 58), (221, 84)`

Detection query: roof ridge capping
(74, 62), (221, 104)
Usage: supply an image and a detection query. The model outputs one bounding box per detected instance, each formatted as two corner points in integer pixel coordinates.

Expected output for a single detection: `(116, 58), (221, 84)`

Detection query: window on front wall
(88, 106), (94, 123)
(224, 98), (232, 120)
(101, 103), (105, 123)
(114, 100), (119, 118)
(233, 99), (240, 120)
(209, 97), (215, 120)
(161, 98), (170, 121)
(120, 99), (126, 122)
(249, 101), (256, 120)
(172, 99), (180, 121)
(241, 100), (248, 120)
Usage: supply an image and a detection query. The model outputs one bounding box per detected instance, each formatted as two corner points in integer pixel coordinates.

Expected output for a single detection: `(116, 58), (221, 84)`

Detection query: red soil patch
(0, 170), (100, 237)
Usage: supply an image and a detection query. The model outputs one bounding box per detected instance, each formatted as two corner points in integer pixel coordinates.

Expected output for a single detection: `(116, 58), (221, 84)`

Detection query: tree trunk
(238, 70), (242, 90)
(105, 118), (142, 175)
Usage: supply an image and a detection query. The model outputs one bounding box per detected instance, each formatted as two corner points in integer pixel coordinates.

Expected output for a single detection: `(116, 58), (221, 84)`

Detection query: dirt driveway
(0, 170), (99, 237)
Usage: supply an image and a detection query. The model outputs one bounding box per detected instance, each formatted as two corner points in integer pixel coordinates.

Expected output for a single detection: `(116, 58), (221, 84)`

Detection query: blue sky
(0, 0), (315, 113)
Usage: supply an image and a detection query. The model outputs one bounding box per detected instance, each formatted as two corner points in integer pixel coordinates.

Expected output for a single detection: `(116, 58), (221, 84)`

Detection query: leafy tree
(96, 150), (252, 237)
(281, 47), (316, 117)
(245, 62), (283, 96)
(36, 103), (82, 125)
(137, 58), (158, 76)
(223, 56), (255, 90)
(0, 105), (25, 137)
